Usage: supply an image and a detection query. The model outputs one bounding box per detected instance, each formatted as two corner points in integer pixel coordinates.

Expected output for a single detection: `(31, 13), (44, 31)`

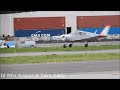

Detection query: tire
(69, 44), (72, 47)
(30, 45), (34, 48)
(85, 44), (88, 47)
(63, 44), (67, 48)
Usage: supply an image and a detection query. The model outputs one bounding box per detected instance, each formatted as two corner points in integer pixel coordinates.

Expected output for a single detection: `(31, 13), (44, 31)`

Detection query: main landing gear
(63, 41), (89, 48)
(63, 42), (73, 48)
(84, 41), (88, 47)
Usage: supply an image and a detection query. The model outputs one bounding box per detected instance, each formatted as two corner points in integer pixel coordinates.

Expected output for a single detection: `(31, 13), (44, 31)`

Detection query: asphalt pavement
(1, 60), (120, 79)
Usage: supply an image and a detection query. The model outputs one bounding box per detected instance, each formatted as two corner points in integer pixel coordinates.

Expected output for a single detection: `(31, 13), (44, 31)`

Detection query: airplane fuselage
(60, 31), (99, 42)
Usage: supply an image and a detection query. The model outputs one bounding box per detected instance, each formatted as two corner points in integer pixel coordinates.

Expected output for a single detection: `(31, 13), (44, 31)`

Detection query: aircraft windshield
(70, 31), (79, 35)
(70, 31), (87, 35)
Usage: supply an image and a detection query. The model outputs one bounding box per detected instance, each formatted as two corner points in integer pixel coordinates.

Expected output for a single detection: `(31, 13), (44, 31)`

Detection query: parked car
(6, 41), (15, 48)
(0, 44), (7, 48)
(18, 41), (36, 48)
(0, 40), (7, 48)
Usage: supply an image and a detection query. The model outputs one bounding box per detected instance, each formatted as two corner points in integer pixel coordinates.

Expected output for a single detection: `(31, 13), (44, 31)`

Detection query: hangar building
(0, 11), (120, 37)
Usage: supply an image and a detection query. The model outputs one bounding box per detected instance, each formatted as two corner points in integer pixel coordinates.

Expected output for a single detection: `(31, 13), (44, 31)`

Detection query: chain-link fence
(0, 35), (120, 48)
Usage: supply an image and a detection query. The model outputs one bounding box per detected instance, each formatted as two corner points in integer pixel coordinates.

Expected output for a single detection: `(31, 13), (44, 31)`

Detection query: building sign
(31, 31), (50, 37)
(15, 29), (65, 37)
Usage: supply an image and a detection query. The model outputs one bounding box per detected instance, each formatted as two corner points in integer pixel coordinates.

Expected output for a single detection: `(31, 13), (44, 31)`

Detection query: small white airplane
(53, 26), (111, 47)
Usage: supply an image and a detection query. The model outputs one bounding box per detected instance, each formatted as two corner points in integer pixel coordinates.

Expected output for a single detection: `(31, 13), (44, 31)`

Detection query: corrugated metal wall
(15, 29), (65, 37)
(14, 17), (65, 37)
(77, 15), (120, 34)
(80, 27), (120, 34)
(0, 14), (14, 36)
(14, 17), (65, 30)
(77, 15), (120, 28)
(1, 11), (120, 37)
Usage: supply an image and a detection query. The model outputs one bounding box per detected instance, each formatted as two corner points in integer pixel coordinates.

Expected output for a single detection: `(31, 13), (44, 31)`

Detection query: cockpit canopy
(70, 31), (86, 35)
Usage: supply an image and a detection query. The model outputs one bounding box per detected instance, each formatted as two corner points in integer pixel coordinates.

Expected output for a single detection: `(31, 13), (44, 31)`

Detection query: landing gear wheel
(30, 45), (34, 48)
(85, 44), (88, 47)
(69, 44), (72, 47)
(63, 44), (67, 48)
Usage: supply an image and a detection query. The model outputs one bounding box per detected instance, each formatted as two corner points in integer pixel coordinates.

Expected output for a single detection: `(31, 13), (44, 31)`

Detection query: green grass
(0, 45), (120, 53)
(0, 53), (119, 64)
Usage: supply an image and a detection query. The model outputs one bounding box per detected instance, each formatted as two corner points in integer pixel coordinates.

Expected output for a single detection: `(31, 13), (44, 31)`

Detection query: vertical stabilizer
(99, 26), (110, 36)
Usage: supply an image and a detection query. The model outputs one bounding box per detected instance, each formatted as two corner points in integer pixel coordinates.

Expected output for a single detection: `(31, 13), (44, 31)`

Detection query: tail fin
(94, 30), (97, 34)
(99, 26), (110, 36)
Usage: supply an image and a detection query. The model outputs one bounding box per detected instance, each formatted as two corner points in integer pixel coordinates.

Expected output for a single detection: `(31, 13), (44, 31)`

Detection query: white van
(18, 41), (36, 48)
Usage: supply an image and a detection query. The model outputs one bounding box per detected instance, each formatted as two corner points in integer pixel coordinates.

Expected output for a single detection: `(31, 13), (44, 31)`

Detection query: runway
(1, 60), (120, 79)
(0, 49), (119, 57)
